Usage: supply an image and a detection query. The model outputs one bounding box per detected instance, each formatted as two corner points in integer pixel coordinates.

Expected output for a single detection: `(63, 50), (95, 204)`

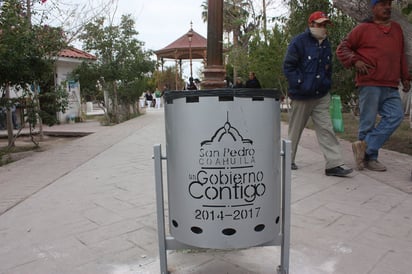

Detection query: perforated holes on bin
(191, 226), (203, 234)
(254, 224), (265, 232)
(222, 228), (237, 236)
(172, 220), (179, 228)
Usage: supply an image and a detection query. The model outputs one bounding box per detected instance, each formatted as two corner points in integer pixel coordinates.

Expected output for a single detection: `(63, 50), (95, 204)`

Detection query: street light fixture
(187, 22), (193, 79)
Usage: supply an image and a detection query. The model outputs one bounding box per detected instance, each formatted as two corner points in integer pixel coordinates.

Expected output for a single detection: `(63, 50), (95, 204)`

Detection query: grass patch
(0, 144), (40, 166)
(0, 145), (39, 153)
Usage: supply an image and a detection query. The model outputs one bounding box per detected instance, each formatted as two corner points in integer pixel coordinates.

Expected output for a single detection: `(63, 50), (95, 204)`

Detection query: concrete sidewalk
(1, 108), (412, 274)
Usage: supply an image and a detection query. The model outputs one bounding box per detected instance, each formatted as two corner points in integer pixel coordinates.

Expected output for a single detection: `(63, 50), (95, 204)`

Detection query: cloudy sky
(130, 0), (207, 78)
(127, 1), (208, 51)
(120, 1), (208, 78)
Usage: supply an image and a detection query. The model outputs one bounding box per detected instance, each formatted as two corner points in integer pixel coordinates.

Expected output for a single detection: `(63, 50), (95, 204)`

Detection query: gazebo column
(179, 59), (183, 89)
(202, 0), (225, 89)
(175, 59), (179, 90)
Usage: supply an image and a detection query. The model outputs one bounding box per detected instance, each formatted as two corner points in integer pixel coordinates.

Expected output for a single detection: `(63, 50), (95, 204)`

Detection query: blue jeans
(358, 86), (403, 160)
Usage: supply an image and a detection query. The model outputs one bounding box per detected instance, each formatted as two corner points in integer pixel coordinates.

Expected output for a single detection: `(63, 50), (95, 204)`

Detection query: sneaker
(325, 165), (353, 177)
(352, 140), (367, 170)
(365, 160), (386, 171)
(291, 162), (298, 170)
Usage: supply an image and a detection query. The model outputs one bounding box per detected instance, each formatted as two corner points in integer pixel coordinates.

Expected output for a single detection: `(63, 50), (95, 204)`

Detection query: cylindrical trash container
(164, 89), (283, 249)
(330, 94), (344, 133)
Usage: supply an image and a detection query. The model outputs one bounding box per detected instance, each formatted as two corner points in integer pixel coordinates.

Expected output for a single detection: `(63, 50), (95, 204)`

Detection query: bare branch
(32, 0), (117, 45)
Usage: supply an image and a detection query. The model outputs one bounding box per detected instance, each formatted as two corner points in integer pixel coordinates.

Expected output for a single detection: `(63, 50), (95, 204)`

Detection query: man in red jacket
(336, 0), (411, 171)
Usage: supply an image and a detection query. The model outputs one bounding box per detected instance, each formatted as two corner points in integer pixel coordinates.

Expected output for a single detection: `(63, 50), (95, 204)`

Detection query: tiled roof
(58, 47), (97, 60)
(160, 29), (206, 51)
(155, 28), (207, 60)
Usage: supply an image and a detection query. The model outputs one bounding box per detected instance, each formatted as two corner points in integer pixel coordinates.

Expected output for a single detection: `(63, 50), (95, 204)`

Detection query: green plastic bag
(330, 95), (344, 133)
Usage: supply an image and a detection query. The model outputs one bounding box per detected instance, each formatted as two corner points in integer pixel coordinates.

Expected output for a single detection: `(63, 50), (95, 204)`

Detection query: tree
(247, 23), (289, 90)
(34, 0), (117, 45)
(71, 61), (102, 103)
(153, 67), (180, 92)
(79, 14), (155, 124)
(0, 0), (67, 147)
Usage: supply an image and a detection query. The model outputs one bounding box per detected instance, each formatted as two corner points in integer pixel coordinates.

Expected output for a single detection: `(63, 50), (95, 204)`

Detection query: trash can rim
(164, 88), (283, 102)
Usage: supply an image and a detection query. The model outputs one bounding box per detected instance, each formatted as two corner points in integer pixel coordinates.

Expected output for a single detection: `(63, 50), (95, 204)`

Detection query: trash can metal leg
(153, 145), (169, 274)
(278, 139), (291, 274)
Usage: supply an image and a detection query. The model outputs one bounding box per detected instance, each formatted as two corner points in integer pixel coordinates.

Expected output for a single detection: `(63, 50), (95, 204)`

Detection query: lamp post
(187, 23), (193, 79)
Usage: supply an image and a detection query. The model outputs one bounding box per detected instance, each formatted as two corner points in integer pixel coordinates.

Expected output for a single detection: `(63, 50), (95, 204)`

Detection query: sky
(117, 1), (208, 79)
(127, 1), (208, 51)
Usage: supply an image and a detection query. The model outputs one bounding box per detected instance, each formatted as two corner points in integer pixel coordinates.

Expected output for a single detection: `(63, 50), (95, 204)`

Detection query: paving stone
(1, 109), (412, 273)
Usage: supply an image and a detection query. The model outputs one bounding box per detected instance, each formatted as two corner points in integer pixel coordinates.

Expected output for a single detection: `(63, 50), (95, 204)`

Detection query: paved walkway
(0, 108), (412, 274)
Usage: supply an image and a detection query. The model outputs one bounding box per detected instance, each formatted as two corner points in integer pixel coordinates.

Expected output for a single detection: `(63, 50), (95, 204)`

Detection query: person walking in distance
(154, 88), (162, 109)
(336, 0), (411, 171)
(283, 11), (353, 177)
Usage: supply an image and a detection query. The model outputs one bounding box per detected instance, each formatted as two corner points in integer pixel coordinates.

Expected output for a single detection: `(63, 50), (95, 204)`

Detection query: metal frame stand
(153, 139), (291, 274)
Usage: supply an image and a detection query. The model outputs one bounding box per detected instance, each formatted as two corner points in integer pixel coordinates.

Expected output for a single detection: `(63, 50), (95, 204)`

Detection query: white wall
(55, 59), (82, 123)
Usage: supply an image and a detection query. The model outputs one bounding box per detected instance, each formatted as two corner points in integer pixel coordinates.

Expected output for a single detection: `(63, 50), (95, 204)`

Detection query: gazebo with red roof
(154, 27), (207, 88)
(155, 28), (207, 60)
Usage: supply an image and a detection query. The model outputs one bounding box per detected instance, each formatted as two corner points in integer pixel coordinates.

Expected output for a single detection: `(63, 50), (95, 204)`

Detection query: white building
(2, 47), (97, 125)
(55, 48), (97, 123)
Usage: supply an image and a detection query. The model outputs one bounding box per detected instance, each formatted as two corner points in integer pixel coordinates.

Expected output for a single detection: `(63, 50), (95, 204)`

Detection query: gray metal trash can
(164, 89), (283, 249)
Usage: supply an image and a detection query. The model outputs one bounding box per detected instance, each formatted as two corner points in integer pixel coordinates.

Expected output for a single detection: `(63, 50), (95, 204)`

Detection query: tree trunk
(113, 81), (119, 124)
(233, 27), (241, 83)
(332, 0), (412, 70)
(262, 0), (267, 42)
(5, 84), (14, 147)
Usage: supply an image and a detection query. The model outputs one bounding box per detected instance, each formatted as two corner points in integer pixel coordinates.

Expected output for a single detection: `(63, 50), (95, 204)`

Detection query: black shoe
(291, 163), (298, 170)
(325, 165), (353, 177)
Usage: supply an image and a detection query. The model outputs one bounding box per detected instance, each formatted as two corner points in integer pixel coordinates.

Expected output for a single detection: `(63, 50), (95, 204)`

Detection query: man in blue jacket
(283, 11), (353, 177)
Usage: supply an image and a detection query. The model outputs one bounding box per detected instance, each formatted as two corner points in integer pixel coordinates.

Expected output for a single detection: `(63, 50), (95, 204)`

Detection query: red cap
(308, 11), (331, 24)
